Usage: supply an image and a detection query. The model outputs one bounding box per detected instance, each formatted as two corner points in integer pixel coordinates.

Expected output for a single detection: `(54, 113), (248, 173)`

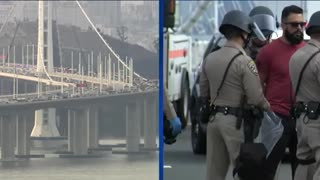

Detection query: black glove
(164, 113), (178, 145)
(164, 137), (177, 145)
(199, 97), (211, 124)
(251, 106), (263, 139)
(243, 105), (264, 142)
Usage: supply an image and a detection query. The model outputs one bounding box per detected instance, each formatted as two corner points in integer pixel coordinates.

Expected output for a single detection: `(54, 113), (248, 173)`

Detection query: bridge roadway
(0, 89), (158, 112)
(0, 71), (75, 87)
(0, 89), (158, 161)
(0, 89), (67, 98)
(50, 72), (126, 87)
(0, 64), (130, 87)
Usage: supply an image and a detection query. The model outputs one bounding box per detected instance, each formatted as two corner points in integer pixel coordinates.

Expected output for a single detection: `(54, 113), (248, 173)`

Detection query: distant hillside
(0, 21), (158, 79)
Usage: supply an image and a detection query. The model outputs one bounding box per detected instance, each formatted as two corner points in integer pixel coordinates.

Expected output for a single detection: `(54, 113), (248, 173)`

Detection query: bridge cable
(0, 4), (16, 36)
(4, 20), (21, 66)
(72, 26), (88, 74)
(74, 1), (146, 81)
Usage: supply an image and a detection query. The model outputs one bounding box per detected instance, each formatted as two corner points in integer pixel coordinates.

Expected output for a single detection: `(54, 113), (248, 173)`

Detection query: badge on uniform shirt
(247, 60), (258, 76)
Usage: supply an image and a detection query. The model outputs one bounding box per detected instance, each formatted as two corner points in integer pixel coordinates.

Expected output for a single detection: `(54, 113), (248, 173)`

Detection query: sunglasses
(284, 22), (307, 28)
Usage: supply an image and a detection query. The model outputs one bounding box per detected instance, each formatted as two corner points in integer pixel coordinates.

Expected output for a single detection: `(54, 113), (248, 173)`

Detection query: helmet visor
(251, 22), (267, 41)
(252, 14), (276, 35)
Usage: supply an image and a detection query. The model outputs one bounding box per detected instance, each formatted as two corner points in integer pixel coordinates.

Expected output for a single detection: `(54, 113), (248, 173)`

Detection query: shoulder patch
(247, 60), (258, 76)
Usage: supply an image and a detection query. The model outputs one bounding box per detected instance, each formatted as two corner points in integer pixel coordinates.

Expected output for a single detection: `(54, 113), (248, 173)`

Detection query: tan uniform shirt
(200, 41), (270, 110)
(164, 88), (177, 120)
(289, 39), (320, 102)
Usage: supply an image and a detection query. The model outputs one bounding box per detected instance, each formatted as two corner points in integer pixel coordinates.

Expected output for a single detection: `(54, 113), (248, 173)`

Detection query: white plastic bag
(255, 111), (284, 157)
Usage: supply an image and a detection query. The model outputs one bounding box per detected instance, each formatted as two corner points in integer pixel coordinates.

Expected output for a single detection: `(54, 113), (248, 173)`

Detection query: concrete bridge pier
(143, 98), (158, 150)
(126, 102), (141, 153)
(67, 109), (75, 152)
(0, 114), (16, 161)
(63, 107), (102, 157)
(63, 107), (101, 157)
(73, 108), (88, 155)
(15, 114), (31, 157)
(57, 108), (68, 136)
(31, 107), (61, 150)
(31, 108), (60, 138)
(0, 78), (3, 95)
(87, 107), (99, 150)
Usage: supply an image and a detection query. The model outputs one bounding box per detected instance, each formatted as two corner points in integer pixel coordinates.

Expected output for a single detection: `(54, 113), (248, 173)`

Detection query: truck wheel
(177, 73), (190, 130)
(191, 98), (206, 154)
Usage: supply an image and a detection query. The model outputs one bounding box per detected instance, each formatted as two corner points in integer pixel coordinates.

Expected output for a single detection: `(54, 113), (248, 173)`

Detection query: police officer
(203, 6), (276, 61)
(247, 6), (280, 180)
(289, 11), (320, 180)
(200, 10), (270, 180)
(164, 88), (182, 144)
(246, 6), (277, 60)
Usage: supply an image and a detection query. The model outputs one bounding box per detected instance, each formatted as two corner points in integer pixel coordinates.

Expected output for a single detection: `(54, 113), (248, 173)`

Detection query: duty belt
(211, 105), (240, 117)
(294, 101), (320, 120)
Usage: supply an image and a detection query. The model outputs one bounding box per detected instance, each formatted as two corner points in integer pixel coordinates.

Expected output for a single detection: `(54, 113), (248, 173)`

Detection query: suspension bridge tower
(36, 0), (54, 73)
(31, 1), (59, 139)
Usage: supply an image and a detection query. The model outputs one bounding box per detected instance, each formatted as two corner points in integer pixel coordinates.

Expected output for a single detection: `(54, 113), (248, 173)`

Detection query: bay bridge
(0, 1), (158, 161)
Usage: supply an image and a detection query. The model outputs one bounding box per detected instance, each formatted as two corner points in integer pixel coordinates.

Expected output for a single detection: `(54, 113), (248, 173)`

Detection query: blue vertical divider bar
(159, 0), (164, 180)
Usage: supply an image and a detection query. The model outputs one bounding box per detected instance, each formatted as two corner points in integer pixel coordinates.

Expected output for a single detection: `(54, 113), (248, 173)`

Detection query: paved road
(164, 126), (293, 180)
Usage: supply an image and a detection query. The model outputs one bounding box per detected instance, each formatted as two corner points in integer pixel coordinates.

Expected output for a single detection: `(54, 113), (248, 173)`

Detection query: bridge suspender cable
(74, 0), (146, 81)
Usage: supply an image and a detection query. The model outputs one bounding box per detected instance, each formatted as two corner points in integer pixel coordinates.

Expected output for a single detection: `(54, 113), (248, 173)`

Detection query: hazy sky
(178, 1), (320, 35)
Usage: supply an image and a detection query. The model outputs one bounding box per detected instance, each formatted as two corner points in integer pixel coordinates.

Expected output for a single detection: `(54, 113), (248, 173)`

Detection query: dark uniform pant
(260, 113), (298, 180)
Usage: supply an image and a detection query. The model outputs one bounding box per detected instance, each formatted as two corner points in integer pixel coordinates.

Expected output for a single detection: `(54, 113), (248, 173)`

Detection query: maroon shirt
(256, 38), (306, 117)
